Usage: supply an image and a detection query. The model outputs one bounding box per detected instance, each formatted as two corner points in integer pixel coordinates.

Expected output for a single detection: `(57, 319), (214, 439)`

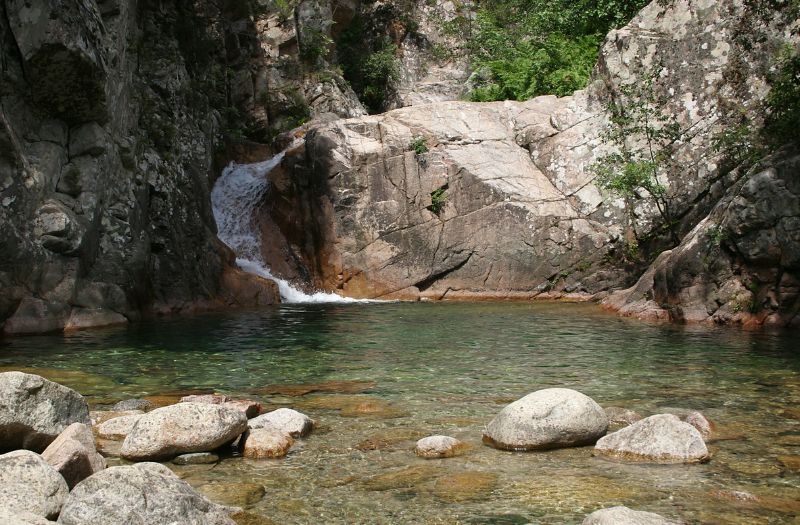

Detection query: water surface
(1, 302), (798, 524)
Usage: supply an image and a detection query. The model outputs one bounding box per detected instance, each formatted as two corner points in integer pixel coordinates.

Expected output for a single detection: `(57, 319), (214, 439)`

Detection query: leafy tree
(467, 0), (648, 101)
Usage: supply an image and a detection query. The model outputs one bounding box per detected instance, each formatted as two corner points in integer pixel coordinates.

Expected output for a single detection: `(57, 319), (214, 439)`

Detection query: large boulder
(0, 450), (69, 520)
(120, 403), (247, 461)
(248, 408), (314, 437)
(594, 414), (709, 463)
(0, 371), (90, 452)
(582, 506), (683, 524)
(42, 423), (106, 488)
(483, 388), (608, 450)
(56, 462), (236, 525)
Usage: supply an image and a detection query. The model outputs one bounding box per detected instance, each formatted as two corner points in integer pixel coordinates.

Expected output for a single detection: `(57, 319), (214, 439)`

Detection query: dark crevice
(415, 251), (473, 292)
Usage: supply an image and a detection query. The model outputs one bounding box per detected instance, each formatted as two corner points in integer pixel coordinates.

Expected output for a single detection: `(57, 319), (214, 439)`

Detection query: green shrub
(429, 186), (447, 214)
(409, 136), (429, 156)
(764, 45), (800, 146)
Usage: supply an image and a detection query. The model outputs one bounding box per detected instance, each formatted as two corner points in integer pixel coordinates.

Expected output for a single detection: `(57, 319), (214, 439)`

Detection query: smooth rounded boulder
(42, 422), (106, 488)
(0, 450), (69, 520)
(582, 506), (683, 524)
(0, 505), (53, 525)
(594, 414), (709, 463)
(56, 462), (236, 525)
(120, 402), (247, 461)
(0, 371), (90, 452)
(483, 388), (608, 450)
(95, 413), (143, 440)
(248, 408), (314, 437)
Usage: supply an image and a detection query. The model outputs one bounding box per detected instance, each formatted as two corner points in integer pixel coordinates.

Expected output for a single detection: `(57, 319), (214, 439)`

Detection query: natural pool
(1, 302), (798, 524)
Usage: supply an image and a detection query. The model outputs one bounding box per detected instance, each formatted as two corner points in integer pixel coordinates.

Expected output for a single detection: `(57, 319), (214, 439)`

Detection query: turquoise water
(1, 302), (798, 524)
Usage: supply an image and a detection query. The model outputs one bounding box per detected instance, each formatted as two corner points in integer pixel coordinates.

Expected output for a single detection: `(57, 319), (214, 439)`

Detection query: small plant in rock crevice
(428, 185), (448, 214)
(409, 136), (429, 156)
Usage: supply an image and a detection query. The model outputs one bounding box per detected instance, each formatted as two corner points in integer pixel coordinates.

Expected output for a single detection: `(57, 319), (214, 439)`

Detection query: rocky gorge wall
(0, 0), (287, 335)
(260, 0), (800, 326)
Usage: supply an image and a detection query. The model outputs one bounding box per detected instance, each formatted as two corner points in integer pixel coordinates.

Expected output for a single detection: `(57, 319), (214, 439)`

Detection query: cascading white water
(211, 146), (368, 303)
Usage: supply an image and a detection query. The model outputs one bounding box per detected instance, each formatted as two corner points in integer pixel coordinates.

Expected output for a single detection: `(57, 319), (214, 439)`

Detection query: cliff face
(261, 0), (800, 325)
(0, 0), (280, 335)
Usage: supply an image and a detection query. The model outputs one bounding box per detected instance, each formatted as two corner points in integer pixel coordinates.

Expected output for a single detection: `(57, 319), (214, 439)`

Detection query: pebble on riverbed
(581, 506), (683, 524)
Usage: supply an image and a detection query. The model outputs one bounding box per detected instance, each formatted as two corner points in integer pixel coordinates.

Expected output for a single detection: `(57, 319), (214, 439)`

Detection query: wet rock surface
(415, 435), (467, 459)
(241, 428), (294, 459)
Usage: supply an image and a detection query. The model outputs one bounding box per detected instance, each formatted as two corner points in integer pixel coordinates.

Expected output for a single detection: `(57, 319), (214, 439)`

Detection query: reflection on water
(1, 302), (798, 524)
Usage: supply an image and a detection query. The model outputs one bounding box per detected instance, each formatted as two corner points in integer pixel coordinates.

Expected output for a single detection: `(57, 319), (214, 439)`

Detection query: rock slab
(0, 371), (90, 452)
(120, 402), (247, 461)
(56, 462), (236, 525)
(594, 414), (709, 463)
(0, 450), (69, 520)
(41, 422), (106, 488)
(582, 506), (683, 524)
(483, 388), (608, 450)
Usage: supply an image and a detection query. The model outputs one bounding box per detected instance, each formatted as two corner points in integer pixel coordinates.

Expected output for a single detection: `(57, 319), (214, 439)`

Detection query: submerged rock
(248, 408), (314, 437)
(483, 388), (608, 450)
(431, 472), (498, 502)
(594, 414), (709, 463)
(359, 464), (440, 491)
(111, 399), (153, 412)
(684, 411), (714, 439)
(199, 482), (266, 508)
(241, 428), (294, 459)
(415, 435), (467, 459)
(120, 403), (247, 461)
(255, 380), (377, 396)
(0, 450), (69, 520)
(0, 371), (90, 452)
(582, 506), (683, 524)
(57, 462), (236, 525)
(172, 452), (220, 465)
(604, 407), (643, 427)
(42, 423), (106, 488)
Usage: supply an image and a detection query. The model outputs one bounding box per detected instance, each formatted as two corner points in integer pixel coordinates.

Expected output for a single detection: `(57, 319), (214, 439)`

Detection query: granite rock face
(258, 0), (798, 318)
(57, 462), (236, 525)
(0, 0), (280, 335)
(605, 150), (800, 326)
(0, 371), (90, 452)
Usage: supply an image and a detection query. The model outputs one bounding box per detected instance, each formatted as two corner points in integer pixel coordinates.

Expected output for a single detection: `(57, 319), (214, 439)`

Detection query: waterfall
(211, 146), (367, 304)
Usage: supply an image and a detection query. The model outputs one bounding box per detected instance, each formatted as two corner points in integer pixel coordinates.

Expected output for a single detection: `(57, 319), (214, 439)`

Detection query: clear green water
(1, 302), (798, 524)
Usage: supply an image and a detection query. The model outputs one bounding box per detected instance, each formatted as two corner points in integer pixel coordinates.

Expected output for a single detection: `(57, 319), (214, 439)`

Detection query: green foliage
(429, 186), (447, 214)
(337, 17), (400, 113)
(707, 225), (727, 246)
(466, 0), (648, 101)
(409, 136), (429, 156)
(300, 26), (334, 65)
(763, 45), (800, 146)
(591, 68), (684, 242)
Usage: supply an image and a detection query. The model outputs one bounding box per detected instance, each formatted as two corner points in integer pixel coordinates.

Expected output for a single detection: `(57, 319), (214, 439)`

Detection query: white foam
(211, 145), (372, 304)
